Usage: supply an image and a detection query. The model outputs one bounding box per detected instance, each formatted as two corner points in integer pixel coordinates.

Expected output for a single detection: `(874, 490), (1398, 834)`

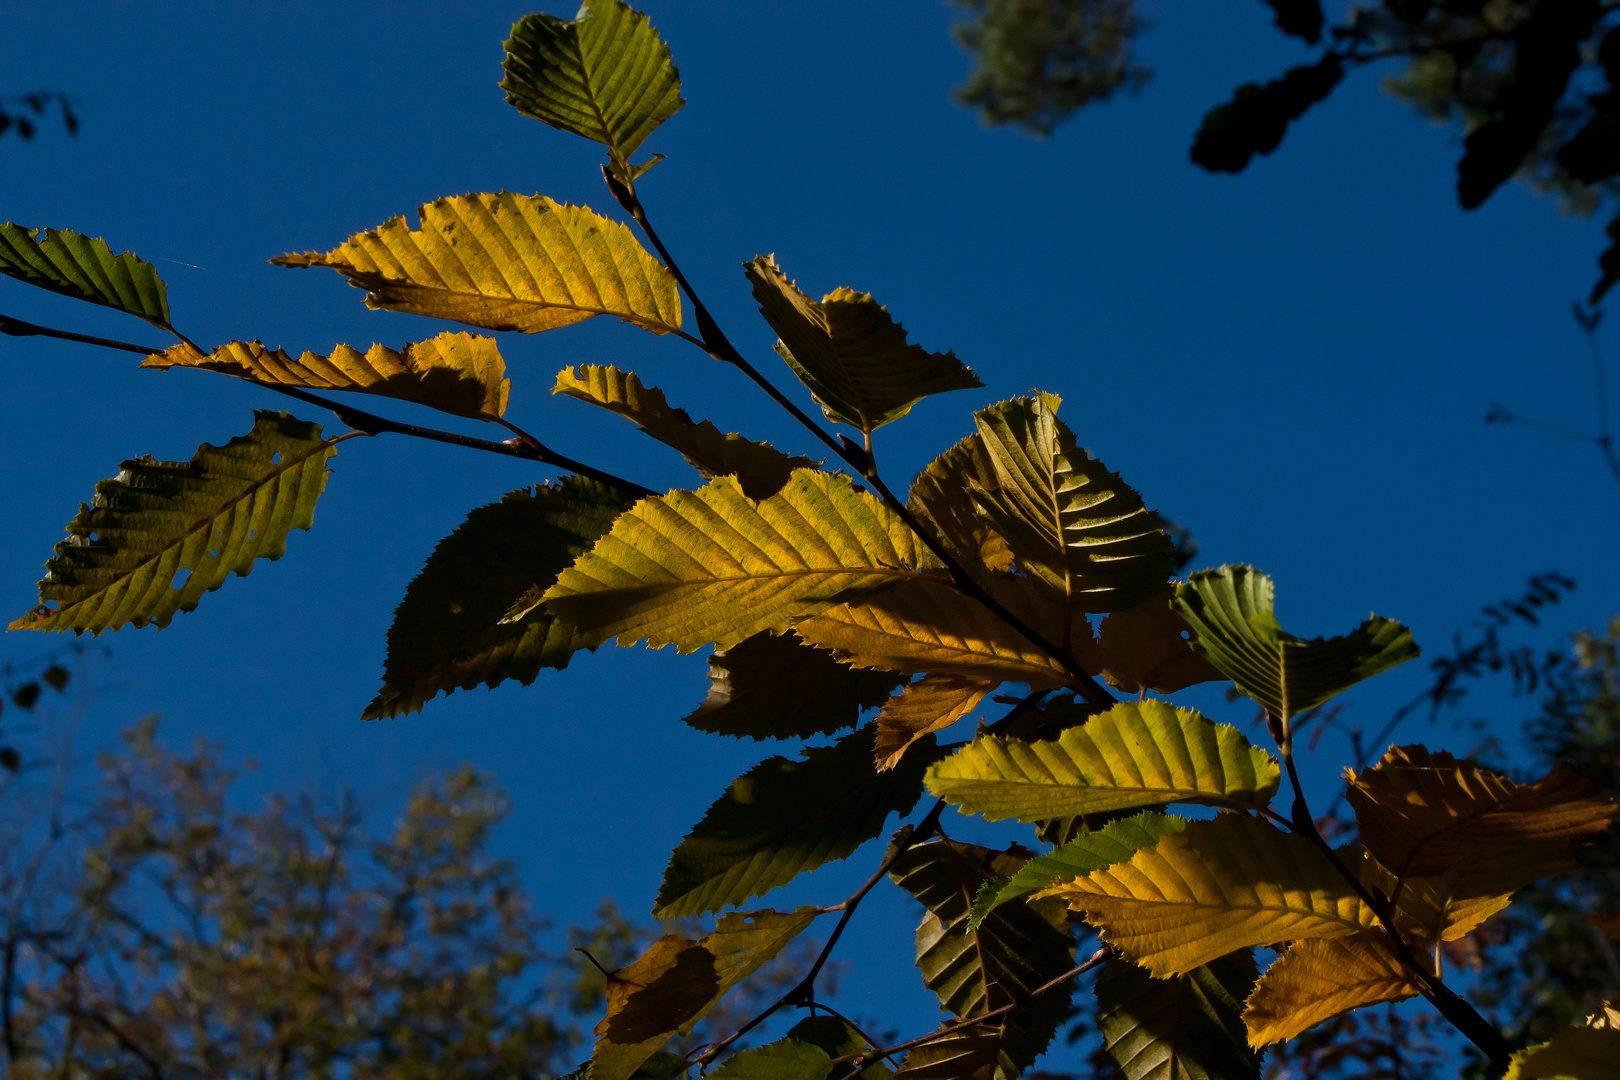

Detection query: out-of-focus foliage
(951, 0), (1150, 136)
(0, 92), (76, 141)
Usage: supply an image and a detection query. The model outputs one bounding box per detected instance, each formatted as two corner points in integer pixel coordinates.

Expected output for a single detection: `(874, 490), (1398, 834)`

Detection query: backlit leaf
(971, 395), (1173, 613)
(11, 411), (337, 635)
(594, 908), (818, 1080)
(0, 222), (172, 332)
(926, 700), (1280, 823)
(1095, 950), (1260, 1080)
(794, 574), (1094, 690)
(889, 837), (1077, 1080)
(544, 470), (929, 653)
(1044, 816), (1377, 977)
(555, 364), (815, 499)
(272, 193), (681, 336)
(1502, 1026), (1620, 1080)
(362, 477), (635, 719)
(875, 674), (996, 772)
(891, 1028), (1001, 1080)
(1346, 744), (1615, 880)
(906, 433), (1015, 578)
(145, 332), (510, 421)
(655, 725), (935, 918)
(746, 255), (982, 433)
(707, 1039), (834, 1080)
(1094, 588), (1222, 695)
(967, 812), (1186, 932)
(1241, 934), (1420, 1048)
(501, 0), (683, 179)
(784, 1016), (893, 1080)
(1174, 565), (1419, 726)
(686, 630), (902, 741)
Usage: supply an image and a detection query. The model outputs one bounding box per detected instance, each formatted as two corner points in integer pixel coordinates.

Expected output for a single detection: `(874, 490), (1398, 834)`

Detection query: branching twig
(600, 172), (1118, 710)
(0, 313), (658, 497)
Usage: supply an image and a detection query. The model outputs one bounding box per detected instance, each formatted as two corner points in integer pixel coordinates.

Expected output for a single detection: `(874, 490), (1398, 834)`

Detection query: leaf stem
(1265, 729), (1513, 1067)
(602, 172), (1118, 710)
(0, 312), (658, 498)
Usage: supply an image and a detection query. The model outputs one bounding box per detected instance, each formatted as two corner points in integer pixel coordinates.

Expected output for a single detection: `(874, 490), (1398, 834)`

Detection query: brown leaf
(874, 674), (995, 772)
(1094, 588), (1222, 694)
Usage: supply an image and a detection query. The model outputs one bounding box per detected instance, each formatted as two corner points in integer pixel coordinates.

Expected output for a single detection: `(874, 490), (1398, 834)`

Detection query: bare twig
(0, 313), (657, 497)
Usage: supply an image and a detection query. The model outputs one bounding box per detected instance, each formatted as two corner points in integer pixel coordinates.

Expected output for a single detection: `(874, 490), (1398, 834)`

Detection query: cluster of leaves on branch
(4, 2), (1620, 1077)
(953, 0), (1620, 305)
(0, 91), (76, 142)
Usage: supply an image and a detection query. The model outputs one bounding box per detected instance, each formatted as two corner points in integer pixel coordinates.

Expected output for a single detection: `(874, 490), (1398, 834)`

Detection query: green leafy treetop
(2, 3), (1615, 1077)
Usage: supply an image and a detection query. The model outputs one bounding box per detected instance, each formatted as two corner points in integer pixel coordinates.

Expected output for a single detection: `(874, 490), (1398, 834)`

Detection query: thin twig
(837, 947), (1112, 1069)
(601, 172), (1118, 710)
(0, 313), (658, 497)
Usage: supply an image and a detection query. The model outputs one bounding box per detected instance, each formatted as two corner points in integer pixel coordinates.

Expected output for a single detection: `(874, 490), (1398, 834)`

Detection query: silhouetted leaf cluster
(0, 92), (76, 142)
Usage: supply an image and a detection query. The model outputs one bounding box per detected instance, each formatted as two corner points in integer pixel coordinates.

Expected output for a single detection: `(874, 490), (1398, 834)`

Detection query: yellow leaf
(926, 699), (1280, 822)
(543, 470), (929, 653)
(875, 674), (996, 772)
(1242, 934), (1422, 1047)
(1346, 745), (1616, 879)
(144, 332), (510, 421)
(906, 432), (1015, 578)
(554, 364), (815, 499)
(1355, 850), (1513, 946)
(1094, 588), (1223, 694)
(272, 193), (681, 336)
(593, 907), (819, 1080)
(1504, 1027), (1620, 1080)
(1589, 1003), (1620, 1030)
(794, 574), (1093, 690)
(1043, 816), (1377, 977)
(746, 255), (982, 432)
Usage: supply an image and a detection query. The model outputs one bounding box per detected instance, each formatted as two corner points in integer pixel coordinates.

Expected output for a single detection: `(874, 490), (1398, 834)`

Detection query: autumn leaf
(926, 700), (1280, 822)
(1242, 934), (1422, 1048)
(685, 630), (902, 741)
(146, 332), (510, 421)
(1095, 951), (1260, 1080)
(272, 193), (681, 336)
(906, 432), (1015, 578)
(874, 674), (996, 772)
(1094, 588), (1222, 694)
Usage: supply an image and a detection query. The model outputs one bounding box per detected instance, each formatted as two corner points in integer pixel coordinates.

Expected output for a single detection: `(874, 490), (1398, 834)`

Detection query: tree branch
(600, 172), (1118, 710)
(0, 312), (658, 498)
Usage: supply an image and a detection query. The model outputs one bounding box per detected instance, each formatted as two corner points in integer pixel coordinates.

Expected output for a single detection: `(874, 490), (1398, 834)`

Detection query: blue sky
(4, 0), (1618, 1055)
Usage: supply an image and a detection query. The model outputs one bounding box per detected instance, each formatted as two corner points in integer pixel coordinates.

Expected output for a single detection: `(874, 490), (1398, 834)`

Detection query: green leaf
(971, 394), (1173, 614)
(501, 0), (683, 179)
(1044, 816), (1377, 978)
(10, 411), (337, 635)
(784, 1017), (893, 1080)
(889, 837), (1076, 1080)
(1173, 565), (1419, 728)
(543, 470), (931, 654)
(554, 1051), (689, 1080)
(655, 725), (935, 918)
(594, 909), (819, 1080)
(684, 631), (903, 741)
(1095, 951), (1261, 1080)
(363, 477), (636, 719)
(708, 1040), (832, 1080)
(890, 1029), (1001, 1080)
(966, 812), (1186, 932)
(271, 193), (682, 336)
(0, 222), (173, 332)
(555, 364), (816, 499)
(925, 700), (1280, 823)
(145, 331), (510, 422)
(745, 255), (982, 433)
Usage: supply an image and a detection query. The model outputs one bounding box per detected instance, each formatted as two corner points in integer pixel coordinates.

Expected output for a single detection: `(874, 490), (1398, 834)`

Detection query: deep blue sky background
(4, 0), (1618, 1056)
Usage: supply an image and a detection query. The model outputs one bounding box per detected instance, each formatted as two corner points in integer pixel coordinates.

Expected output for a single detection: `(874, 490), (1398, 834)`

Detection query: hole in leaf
(171, 568), (192, 590)
(271, 452), (282, 465)
(1180, 630), (1191, 640)
(208, 550), (219, 558)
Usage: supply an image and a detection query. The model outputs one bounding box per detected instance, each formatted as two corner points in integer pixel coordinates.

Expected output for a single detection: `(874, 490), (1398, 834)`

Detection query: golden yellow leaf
(874, 674), (996, 772)
(554, 364), (815, 499)
(1094, 588), (1223, 694)
(1346, 745), (1616, 879)
(1354, 849), (1513, 946)
(1588, 1003), (1620, 1030)
(906, 432), (1015, 578)
(1043, 816), (1377, 977)
(144, 332), (510, 421)
(926, 699), (1280, 822)
(1242, 934), (1422, 1048)
(1504, 1027), (1620, 1080)
(272, 193), (681, 336)
(544, 470), (929, 653)
(794, 574), (1094, 690)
